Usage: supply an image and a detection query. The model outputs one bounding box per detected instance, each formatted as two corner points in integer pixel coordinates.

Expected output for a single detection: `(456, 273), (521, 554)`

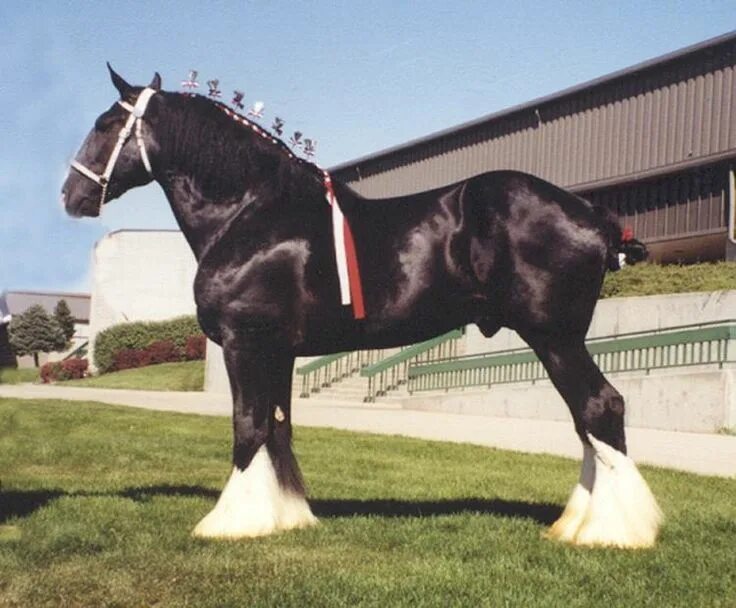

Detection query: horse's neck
(151, 105), (250, 256)
(152, 98), (334, 260)
(157, 147), (325, 261)
(159, 173), (254, 259)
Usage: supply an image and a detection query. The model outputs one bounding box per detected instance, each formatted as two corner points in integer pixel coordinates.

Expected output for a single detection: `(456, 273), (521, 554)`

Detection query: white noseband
(70, 87), (156, 211)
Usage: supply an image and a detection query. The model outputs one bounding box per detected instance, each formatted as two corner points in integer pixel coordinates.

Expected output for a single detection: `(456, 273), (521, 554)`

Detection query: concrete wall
(424, 290), (736, 433)
(88, 230), (197, 368)
(204, 341), (228, 394)
(464, 290), (736, 355)
(404, 368), (736, 434)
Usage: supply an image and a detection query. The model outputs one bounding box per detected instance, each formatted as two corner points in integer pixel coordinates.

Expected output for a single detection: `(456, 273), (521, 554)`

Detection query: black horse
(62, 67), (661, 547)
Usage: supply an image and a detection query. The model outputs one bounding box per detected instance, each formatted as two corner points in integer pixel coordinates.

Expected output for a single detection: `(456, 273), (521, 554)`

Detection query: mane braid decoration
(187, 93), (323, 179)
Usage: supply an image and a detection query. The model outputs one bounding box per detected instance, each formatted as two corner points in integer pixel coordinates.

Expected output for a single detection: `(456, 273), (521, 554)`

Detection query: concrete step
(293, 394), (403, 410)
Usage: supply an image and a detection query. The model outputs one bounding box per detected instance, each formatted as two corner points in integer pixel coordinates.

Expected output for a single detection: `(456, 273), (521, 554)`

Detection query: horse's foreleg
(192, 337), (316, 539)
(528, 335), (662, 548)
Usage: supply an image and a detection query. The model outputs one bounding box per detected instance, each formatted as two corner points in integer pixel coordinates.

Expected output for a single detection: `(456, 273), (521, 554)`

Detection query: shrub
(40, 358), (88, 382)
(94, 316), (202, 373)
(145, 340), (181, 365)
(184, 335), (207, 360)
(40, 362), (61, 383)
(62, 358), (89, 380)
(112, 349), (152, 372)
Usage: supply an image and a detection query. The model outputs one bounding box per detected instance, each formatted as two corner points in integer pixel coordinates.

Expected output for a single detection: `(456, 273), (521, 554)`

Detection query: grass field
(0, 368), (38, 385)
(1, 398), (735, 607)
(64, 360), (205, 391)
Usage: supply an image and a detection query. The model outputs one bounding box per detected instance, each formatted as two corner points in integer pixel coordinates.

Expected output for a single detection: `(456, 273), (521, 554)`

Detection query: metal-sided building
(331, 31), (736, 263)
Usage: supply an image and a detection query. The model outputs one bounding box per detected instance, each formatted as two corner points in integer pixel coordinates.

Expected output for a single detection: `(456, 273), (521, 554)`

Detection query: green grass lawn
(1, 399), (735, 607)
(64, 360), (205, 392)
(601, 261), (736, 299)
(0, 367), (38, 385)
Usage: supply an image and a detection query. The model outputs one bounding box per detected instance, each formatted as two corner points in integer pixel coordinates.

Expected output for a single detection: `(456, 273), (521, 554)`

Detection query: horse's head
(62, 64), (162, 217)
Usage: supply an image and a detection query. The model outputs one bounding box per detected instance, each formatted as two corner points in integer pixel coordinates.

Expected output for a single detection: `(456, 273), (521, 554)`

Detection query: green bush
(94, 316), (202, 373)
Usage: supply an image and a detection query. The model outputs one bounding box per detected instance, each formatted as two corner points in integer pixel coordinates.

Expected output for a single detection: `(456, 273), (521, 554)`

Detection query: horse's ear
(107, 62), (132, 98)
(149, 72), (162, 90)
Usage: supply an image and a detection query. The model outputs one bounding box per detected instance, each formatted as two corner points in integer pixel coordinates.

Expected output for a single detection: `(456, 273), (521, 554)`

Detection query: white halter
(70, 87), (157, 211)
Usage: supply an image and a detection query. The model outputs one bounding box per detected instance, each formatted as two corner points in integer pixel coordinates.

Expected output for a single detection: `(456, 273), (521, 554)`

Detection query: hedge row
(94, 316), (204, 373)
(112, 336), (206, 372)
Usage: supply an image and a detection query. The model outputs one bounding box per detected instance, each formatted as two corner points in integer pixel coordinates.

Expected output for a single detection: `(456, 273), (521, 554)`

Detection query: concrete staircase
(291, 333), (465, 407)
(291, 371), (407, 407)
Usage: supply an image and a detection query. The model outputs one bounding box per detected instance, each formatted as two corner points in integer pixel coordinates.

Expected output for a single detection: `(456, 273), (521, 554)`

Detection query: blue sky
(1, 1), (733, 294)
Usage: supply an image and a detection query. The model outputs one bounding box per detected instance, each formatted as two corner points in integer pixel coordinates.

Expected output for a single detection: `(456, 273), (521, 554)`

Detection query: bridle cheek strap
(70, 87), (157, 210)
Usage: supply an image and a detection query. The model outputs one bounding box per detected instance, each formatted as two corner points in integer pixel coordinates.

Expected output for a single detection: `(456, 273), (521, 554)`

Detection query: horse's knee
(581, 384), (626, 454)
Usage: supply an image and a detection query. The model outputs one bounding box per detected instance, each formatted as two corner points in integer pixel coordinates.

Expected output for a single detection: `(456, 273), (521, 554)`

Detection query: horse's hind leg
(523, 332), (662, 548)
(192, 332), (316, 539)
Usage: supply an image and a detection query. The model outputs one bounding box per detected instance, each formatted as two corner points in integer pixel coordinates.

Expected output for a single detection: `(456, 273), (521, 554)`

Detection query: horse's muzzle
(61, 174), (101, 218)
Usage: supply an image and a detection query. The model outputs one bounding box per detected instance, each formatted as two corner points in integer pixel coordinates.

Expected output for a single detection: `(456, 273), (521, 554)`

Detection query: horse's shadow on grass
(1, 486), (561, 527)
(311, 498), (561, 525)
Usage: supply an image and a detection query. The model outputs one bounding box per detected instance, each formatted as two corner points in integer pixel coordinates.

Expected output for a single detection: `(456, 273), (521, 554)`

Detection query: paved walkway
(1, 383), (735, 478)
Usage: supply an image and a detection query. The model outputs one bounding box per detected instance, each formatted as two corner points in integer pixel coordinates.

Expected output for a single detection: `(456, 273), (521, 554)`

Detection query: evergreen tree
(54, 299), (76, 346)
(8, 305), (65, 367)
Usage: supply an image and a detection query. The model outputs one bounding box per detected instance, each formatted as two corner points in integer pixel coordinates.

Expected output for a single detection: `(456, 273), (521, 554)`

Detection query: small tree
(8, 305), (66, 367)
(54, 299), (76, 346)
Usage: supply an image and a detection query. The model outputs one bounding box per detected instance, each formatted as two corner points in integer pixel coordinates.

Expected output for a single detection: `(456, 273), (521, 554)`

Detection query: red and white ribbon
(324, 172), (365, 319)
(213, 99), (366, 319)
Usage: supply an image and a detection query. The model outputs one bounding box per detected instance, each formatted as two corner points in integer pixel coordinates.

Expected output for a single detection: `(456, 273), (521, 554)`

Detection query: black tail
(594, 205), (648, 271)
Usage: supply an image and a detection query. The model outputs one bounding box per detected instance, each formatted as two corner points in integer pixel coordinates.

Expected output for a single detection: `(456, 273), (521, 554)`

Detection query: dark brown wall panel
(583, 163), (728, 242)
(337, 38), (736, 201)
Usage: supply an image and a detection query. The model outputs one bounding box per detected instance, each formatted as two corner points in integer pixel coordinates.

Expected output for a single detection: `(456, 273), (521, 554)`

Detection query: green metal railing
(407, 320), (736, 394)
(360, 329), (464, 402)
(63, 340), (88, 360)
(295, 349), (387, 398)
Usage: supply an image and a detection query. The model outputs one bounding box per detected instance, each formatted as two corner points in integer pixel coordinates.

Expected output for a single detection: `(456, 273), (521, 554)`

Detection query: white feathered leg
(192, 446), (317, 539)
(573, 434), (662, 548)
(546, 444), (595, 542)
(548, 436), (663, 548)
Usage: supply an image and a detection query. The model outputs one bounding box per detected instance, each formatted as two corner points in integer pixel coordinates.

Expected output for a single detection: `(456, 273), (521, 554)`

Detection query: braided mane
(170, 91), (325, 183)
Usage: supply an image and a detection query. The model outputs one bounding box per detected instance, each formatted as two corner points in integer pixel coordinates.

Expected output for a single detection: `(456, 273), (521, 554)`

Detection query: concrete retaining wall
(426, 290), (736, 433)
(464, 290), (736, 355)
(404, 368), (736, 433)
